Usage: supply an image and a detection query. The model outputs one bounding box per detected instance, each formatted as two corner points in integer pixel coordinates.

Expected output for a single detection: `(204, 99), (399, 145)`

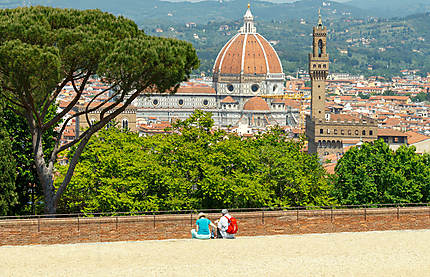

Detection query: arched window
(355, 130), (359, 135)
(362, 130), (366, 136)
(318, 39), (323, 57)
(122, 118), (129, 130)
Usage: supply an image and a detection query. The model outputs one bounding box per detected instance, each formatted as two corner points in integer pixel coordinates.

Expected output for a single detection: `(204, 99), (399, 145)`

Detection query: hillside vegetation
(144, 12), (430, 76)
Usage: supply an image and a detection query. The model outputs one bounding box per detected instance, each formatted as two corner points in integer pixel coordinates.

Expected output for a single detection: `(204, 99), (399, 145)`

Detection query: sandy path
(1, 229), (430, 276)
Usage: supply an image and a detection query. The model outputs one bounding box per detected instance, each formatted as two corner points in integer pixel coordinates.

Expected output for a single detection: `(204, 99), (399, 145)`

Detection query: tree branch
(84, 83), (118, 126)
(42, 72), (91, 132)
(0, 89), (26, 109)
(48, 88), (120, 164)
(40, 74), (73, 121)
(53, 84), (149, 207)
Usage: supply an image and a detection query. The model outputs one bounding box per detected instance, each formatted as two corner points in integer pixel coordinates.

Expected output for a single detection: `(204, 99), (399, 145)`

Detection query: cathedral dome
(212, 6), (283, 76)
(243, 97), (270, 111)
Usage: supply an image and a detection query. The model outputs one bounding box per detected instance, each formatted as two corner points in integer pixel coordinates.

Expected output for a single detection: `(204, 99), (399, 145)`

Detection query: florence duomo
(135, 4), (299, 132)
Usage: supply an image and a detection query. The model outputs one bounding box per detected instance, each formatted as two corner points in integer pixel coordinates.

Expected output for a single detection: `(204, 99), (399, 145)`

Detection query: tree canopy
(333, 139), (430, 205)
(55, 111), (334, 213)
(0, 115), (17, 215)
(0, 7), (199, 213)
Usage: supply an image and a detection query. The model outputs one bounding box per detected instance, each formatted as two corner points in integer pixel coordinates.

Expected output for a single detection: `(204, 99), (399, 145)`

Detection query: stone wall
(1, 207), (430, 246)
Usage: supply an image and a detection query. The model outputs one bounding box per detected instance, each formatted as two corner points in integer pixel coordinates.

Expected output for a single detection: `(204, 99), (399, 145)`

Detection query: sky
(162, 0), (350, 2)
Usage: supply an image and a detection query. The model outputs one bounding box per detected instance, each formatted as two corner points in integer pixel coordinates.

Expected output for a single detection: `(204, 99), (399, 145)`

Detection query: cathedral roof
(212, 6), (283, 76)
(243, 97), (270, 111)
(220, 96), (238, 103)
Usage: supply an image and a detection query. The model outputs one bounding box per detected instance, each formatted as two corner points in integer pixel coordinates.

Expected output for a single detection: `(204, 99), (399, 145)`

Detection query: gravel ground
(1, 229), (430, 277)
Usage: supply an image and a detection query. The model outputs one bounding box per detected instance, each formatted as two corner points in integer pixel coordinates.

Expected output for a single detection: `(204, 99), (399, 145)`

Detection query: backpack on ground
(226, 216), (238, 234)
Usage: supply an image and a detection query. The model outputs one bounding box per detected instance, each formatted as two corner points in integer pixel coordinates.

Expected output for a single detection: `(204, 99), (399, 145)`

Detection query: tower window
(178, 99), (184, 106)
(320, 129), (323, 134)
(362, 130), (366, 136)
(370, 130), (373, 136)
(227, 84), (234, 92)
(355, 130), (359, 135)
(122, 119), (128, 130)
(251, 84), (259, 92)
(152, 99), (159, 106)
(203, 99), (209, 106)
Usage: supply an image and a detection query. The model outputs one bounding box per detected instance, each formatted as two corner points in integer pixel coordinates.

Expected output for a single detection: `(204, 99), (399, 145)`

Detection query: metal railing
(0, 202), (429, 221)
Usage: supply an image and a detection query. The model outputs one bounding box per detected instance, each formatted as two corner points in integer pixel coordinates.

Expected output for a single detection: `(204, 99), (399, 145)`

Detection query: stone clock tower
(306, 11), (378, 156)
(309, 10), (329, 120)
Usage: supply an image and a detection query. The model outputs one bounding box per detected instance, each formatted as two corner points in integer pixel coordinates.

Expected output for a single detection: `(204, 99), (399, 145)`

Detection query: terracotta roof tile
(220, 96), (237, 103)
(214, 33), (282, 75)
(243, 97), (269, 111)
(405, 131), (430, 144)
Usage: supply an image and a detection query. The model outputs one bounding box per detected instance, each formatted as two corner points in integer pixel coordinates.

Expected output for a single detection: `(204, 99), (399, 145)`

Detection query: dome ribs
(220, 34), (245, 75)
(256, 34), (283, 74)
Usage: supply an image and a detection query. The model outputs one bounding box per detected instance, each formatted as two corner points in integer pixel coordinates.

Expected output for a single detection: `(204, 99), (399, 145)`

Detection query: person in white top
(217, 209), (235, 239)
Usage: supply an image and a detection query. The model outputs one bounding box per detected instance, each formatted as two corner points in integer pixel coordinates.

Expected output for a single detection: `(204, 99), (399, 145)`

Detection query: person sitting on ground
(217, 209), (236, 239)
(191, 212), (217, 239)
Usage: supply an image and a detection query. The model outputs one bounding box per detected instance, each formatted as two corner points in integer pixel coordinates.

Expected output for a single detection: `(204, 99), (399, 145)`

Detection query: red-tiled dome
(213, 33), (283, 75)
(212, 6), (283, 76)
(243, 97), (270, 111)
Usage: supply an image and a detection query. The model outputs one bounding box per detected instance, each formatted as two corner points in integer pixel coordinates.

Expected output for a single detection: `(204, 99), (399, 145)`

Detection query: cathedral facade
(134, 5), (299, 131)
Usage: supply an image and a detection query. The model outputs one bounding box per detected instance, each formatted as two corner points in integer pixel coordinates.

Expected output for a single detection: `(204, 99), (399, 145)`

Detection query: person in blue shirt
(191, 212), (217, 239)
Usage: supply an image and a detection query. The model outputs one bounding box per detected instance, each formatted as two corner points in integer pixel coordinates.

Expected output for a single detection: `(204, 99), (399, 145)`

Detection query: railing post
(77, 216), (80, 232)
(296, 209), (299, 223)
(116, 216), (118, 230)
(330, 207), (333, 223)
(190, 212), (193, 227)
(364, 208), (367, 221)
(37, 216), (40, 232)
(397, 205), (400, 220)
(153, 214), (156, 228)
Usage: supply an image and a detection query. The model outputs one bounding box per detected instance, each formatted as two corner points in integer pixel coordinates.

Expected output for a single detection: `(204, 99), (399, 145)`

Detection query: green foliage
(0, 6), (199, 213)
(0, 100), (58, 215)
(333, 139), (430, 205)
(56, 111), (333, 213)
(145, 12), (430, 77)
(0, 116), (17, 215)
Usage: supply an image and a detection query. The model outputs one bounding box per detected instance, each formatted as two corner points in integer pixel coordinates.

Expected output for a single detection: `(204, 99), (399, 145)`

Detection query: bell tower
(309, 10), (329, 120)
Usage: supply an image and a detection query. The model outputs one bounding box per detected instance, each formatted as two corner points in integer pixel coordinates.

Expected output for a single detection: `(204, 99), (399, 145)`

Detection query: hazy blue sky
(162, 0), (350, 2)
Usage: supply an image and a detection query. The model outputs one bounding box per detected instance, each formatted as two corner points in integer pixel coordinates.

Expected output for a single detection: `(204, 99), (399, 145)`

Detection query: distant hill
(346, 0), (430, 18)
(144, 12), (430, 77)
(0, 0), (367, 24)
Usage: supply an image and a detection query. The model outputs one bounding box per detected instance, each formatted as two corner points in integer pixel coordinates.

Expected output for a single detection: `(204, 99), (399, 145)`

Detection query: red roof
(243, 97), (269, 111)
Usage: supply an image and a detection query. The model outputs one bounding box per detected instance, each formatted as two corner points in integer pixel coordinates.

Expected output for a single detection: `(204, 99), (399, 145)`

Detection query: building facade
(134, 5), (299, 131)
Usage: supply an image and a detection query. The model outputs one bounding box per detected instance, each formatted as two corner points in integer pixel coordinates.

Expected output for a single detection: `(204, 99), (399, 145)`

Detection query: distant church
(305, 11), (378, 156)
(134, 5), (299, 131)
